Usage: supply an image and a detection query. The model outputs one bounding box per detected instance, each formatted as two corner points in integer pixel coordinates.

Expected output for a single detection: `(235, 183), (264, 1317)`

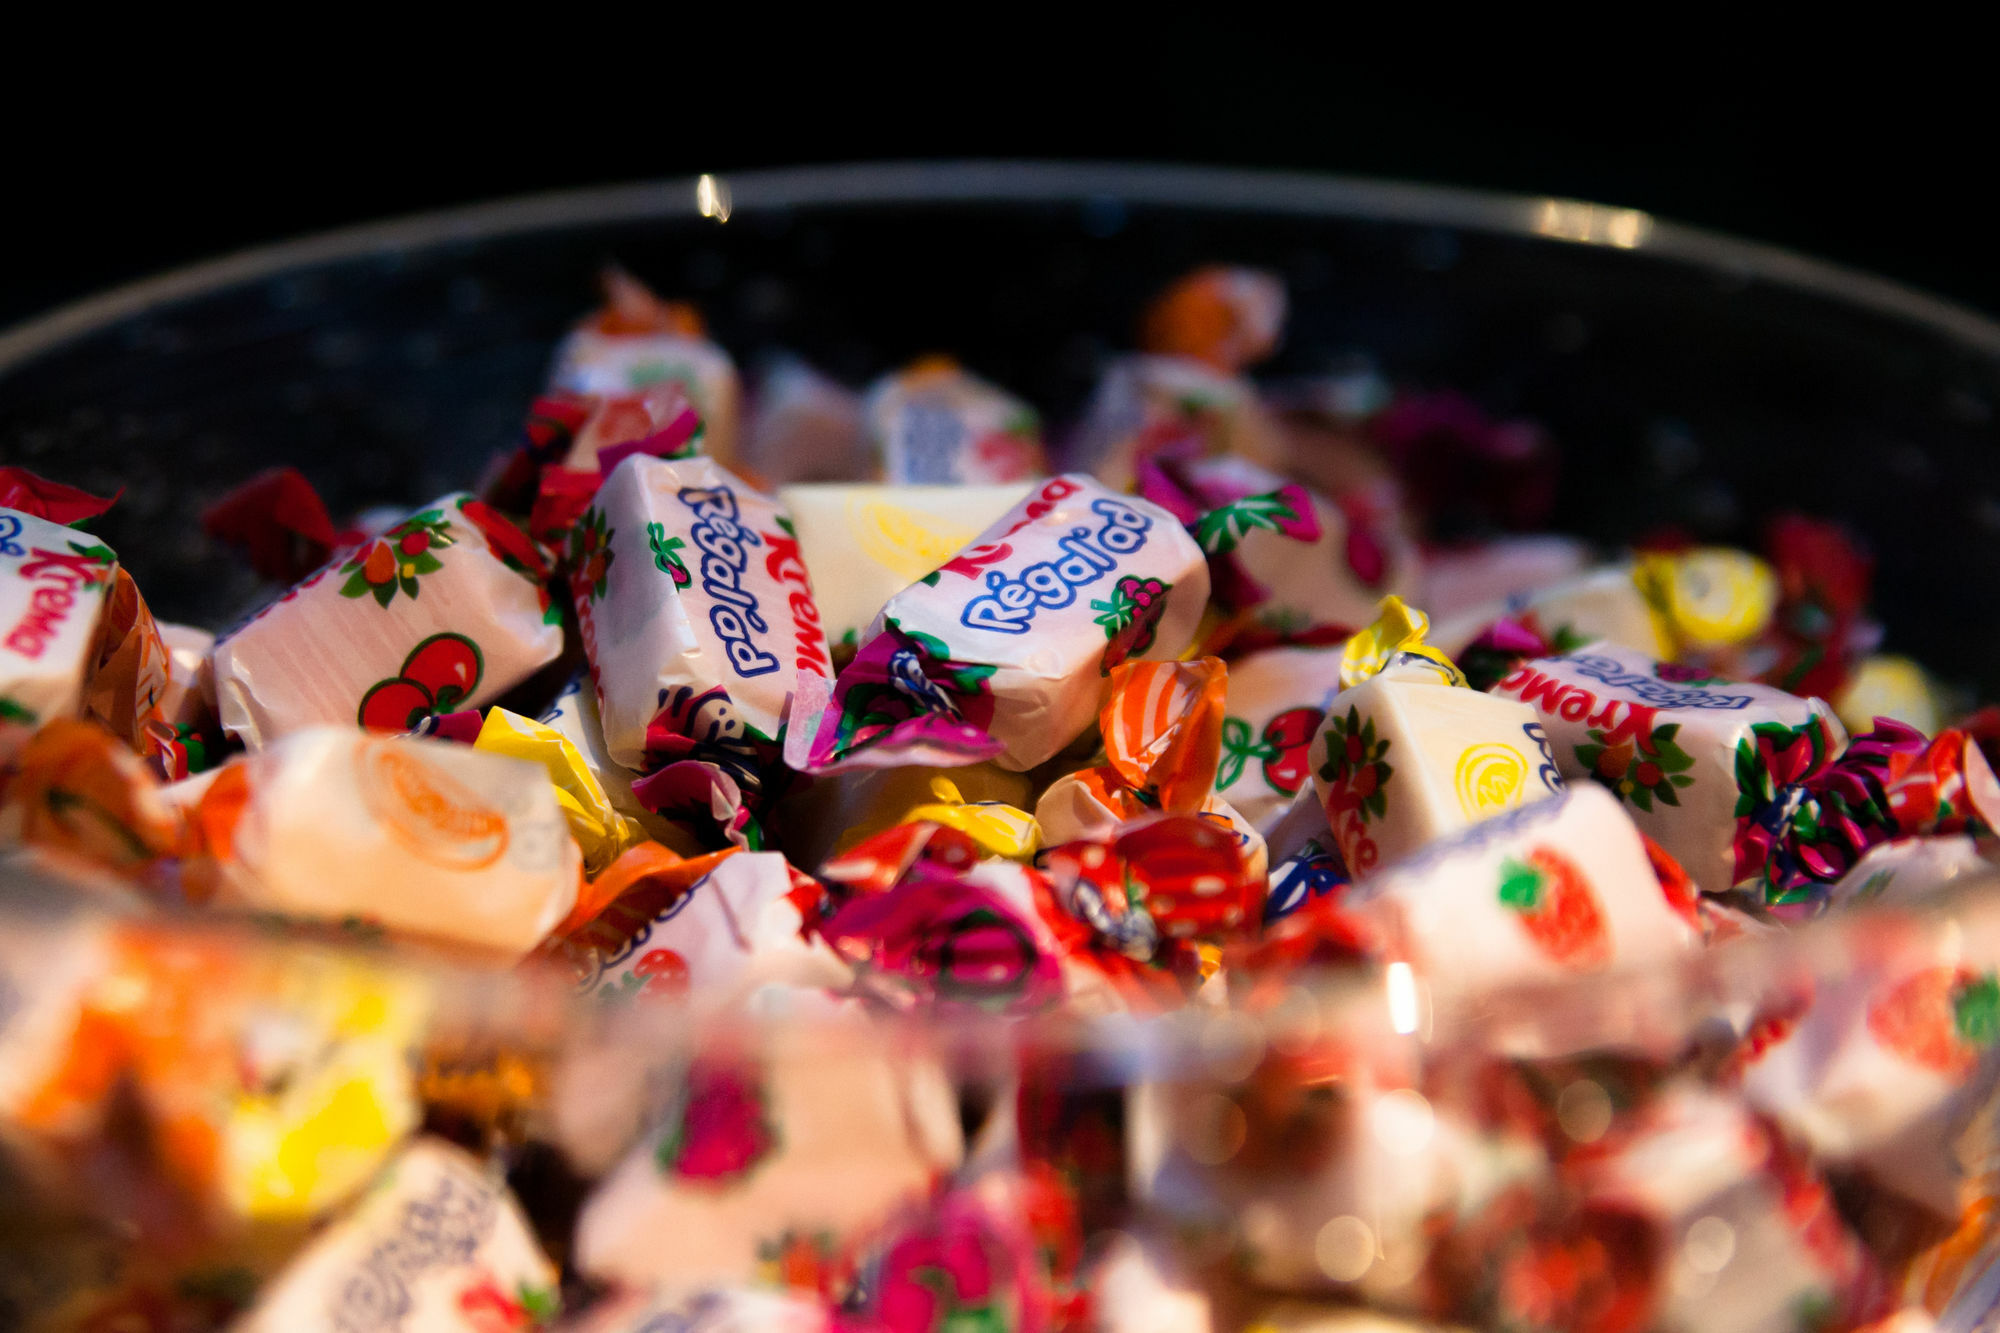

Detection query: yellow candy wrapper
(1339, 596), (1468, 691)
(1836, 654), (1948, 737)
(901, 775), (1041, 861)
(1632, 546), (1778, 654)
(474, 706), (644, 876)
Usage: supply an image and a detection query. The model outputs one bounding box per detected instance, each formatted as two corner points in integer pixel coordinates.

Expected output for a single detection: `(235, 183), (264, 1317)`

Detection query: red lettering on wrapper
(4, 545), (113, 660)
(1494, 665), (1660, 750)
(936, 475), (1086, 580)
(761, 526), (831, 680)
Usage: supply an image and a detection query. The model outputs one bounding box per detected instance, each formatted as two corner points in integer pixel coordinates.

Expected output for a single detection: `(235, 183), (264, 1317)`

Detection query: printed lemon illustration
(358, 742), (511, 870)
(850, 498), (979, 582)
(1635, 547), (1777, 650)
(1455, 742), (1528, 818)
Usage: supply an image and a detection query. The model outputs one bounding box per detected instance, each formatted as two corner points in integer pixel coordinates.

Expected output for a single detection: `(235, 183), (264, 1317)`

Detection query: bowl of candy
(4, 161), (2000, 1332)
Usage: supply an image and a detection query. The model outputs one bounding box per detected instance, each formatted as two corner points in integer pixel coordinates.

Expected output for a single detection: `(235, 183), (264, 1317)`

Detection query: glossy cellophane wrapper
(861, 358), (1049, 485)
(0, 507), (119, 761)
(15, 869), (2000, 1329)
(208, 493), (563, 748)
(549, 321), (743, 468)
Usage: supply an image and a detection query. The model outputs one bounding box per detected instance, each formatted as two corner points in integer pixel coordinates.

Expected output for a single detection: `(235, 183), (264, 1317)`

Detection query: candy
(776, 481), (1031, 652)
(1215, 645), (1348, 833)
(799, 474), (1209, 772)
(1839, 654), (1948, 737)
(772, 760), (1034, 872)
(1139, 265), (1287, 373)
(862, 356), (1049, 484)
(0, 507), (119, 761)
(535, 672), (708, 858)
(209, 493), (563, 748)
(473, 706), (644, 876)
(195, 728), (581, 957)
(743, 353), (869, 485)
(1416, 535), (1593, 623)
(1068, 353), (1288, 493)
(0, 718), (183, 877)
(1487, 641), (1848, 895)
(571, 453), (830, 772)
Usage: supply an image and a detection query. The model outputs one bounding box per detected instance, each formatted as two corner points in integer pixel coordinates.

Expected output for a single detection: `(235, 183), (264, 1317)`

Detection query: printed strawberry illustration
(646, 520), (691, 587)
(338, 510), (454, 608)
(1092, 575), (1172, 674)
(1218, 706), (1325, 795)
(1497, 847), (1611, 970)
(655, 1055), (781, 1185)
(1191, 485), (1318, 555)
(1867, 966), (2000, 1075)
(357, 632), (485, 732)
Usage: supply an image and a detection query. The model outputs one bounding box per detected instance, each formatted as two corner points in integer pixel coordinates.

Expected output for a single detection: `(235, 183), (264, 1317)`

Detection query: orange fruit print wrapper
(794, 474), (1209, 774)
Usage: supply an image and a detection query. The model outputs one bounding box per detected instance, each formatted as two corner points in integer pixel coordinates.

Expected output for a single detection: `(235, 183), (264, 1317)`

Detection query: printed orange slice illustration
(357, 741), (510, 871)
(1867, 965), (2000, 1076)
(1497, 846), (1611, 970)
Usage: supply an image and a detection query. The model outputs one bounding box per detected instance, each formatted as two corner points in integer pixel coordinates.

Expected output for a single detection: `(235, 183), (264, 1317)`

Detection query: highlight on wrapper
(1339, 595), (1467, 689)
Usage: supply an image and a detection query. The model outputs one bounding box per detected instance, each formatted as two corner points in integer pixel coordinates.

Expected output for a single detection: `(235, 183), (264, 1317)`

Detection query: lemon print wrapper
(1455, 742), (1529, 819)
(851, 498), (980, 582)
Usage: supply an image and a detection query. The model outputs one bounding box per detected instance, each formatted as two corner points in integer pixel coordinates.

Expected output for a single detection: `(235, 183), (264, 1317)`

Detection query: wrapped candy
(0, 466), (118, 524)
(200, 466), (358, 584)
(1430, 564), (1670, 661)
(233, 1138), (559, 1333)
(1308, 599), (1566, 878)
(209, 493), (563, 747)
(777, 481), (1032, 652)
(1416, 535), (1592, 623)
(772, 760), (1034, 872)
(795, 474), (1209, 773)
(562, 1287), (832, 1332)
(862, 356), (1049, 485)
(536, 672), (707, 858)
(473, 706), (645, 877)
(1827, 835), (1988, 911)
(1139, 265), (1287, 373)
(1, 506), (119, 761)
(570, 454), (831, 778)
(743, 353), (869, 485)
(548, 270), (743, 465)
(1839, 654), (1949, 737)
(1067, 353), (1288, 493)
(1487, 640), (1848, 896)
(193, 728), (581, 957)
(1215, 645), (1348, 833)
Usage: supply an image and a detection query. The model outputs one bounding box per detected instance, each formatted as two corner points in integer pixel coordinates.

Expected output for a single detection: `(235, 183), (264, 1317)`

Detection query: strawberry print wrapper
(1215, 645), (1348, 833)
(1139, 446), (1417, 634)
(1827, 835), (1988, 912)
(573, 1032), (963, 1297)
(1, 506), (120, 761)
(1487, 641), (1851, 897)
(796, 474), (1208, 773)
(233, 1137), (559, 1333)
(548, 271), (743, 466)
(777, 482), (1031, 652)
(1066, 353), (1289, 493)
(573, 850), (849, 1009)
(209, 493), (562, 749)
(862, 356), (1049, 485)
(840, 1181), (1061, 1333)
(196, 728), (580, 958)
(570, 454), (831, 774)
(1348, 784), (1699, 992)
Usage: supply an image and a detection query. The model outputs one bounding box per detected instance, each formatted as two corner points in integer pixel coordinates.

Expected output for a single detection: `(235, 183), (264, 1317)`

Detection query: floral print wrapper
(1487, 640), (1849, 897)
(209, 493), (562, 749)
(1, 505), (120, 762)
(797, 474), (1209, 774)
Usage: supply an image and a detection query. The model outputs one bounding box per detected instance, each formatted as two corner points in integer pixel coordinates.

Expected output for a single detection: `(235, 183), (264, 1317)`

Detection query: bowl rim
(4, 158), (2000, 374)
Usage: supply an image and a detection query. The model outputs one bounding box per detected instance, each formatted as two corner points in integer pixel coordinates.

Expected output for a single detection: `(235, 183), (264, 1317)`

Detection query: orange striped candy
(1099, 658), (1227, 814)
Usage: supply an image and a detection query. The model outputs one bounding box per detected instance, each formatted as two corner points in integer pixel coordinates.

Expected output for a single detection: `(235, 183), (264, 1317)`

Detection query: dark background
(1, 44), (1985, 329)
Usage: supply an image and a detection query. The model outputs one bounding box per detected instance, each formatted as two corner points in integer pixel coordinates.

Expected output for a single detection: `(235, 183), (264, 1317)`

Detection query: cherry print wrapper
(1215, 645), (1349, 834)
(797, 474), (1208, 774)
(231, 1137), (559, 1333)
(570, 454), (830, 775)
(862, 358), (1049, 486)
(0, 506), (120, 762)
(1487, 640), (1851, 898)
(193, 727), (581, 958)
(209, 493), (562, 749)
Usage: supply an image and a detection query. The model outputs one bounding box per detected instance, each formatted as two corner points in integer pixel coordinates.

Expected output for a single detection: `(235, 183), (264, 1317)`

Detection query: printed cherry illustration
(358, 678), (438, 732)
(1260, 706), (1323, 794)
(1867, 966), (2000, 1076)
(402, 633), (484, 709)
(1497, 847), (1611, 970)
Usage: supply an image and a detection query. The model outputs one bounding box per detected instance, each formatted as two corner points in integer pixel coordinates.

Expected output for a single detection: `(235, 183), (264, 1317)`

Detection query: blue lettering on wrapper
(677, 484), (781, 679)
(959, 498), (1153, 635)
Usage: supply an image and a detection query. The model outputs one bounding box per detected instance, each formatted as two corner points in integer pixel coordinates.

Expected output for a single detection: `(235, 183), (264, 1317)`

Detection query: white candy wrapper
(550, 296), (743, 466)
(537, 673), (706, 858)
(0, 507), (118, 758)
(744, 353), (869, 484)
(778, 482), (1032, 652)
(575, 851), (850, 1007)
(203, 728), (580, 958)
(562, 1287), (831, 1332)
(1417, 535), (1594, 623)
(1487, 641), (1848, 895)
(210, 493), (563, 749)
(571, 454), (830, 772)
(862, 357), (1048, 484)
(798, 474), (1209, 773)
(1828, 835), (1989, 911)
(1431, 564), (1671, 660)
(1067, 354), (1287, 493)
(234, 1138), (559, 1333)
(1351, 784), (1700, 990)
(1216, 646), (1348, 833)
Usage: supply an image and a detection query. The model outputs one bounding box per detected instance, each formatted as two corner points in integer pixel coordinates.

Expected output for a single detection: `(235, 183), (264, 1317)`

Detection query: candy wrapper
(0, 718), (184, 879)
(1348, 783), (1700, 991)
(796, 474), (1209, 773)
(862, 356), (1049, 484)
(0, 467), (118, 525)
(1487, 641), (1850, 897)
(473, 706), (644, 877)
(562, 1287), (831, 1332)
(233, 1137), (559, 1333)
(572, 1029), (963, 1296)
(743, 353), (870, 485)
(1308, 600), (1565, 877)
(80, 566), (171, 756)
(200, 466), (358, 584)
(777, 482), (1031, 653)
(548, 270), (742, 466)
(570, 454), (830, 781)
(210, 493), (563, 747)
(1, 506), (118, 761)
(536, 672), (708, 857)
(1139, 264), (1287, 373)
(194, 728), (581, 957)
(1839, 654), (1949, 737)
(773, 760), (1035, 872)
(1067, 353), (1288, 493)
(1215, 645), (1348, 833)
(1417, 535), (1593, 623)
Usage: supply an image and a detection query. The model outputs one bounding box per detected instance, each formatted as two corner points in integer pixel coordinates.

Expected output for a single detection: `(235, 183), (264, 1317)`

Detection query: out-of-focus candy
(1067, 353), (1288, 493)
(1139, 265), (1287, 373)
(1308, 601), (1562, 878)
(744, 353), (870, 485)
(778, 481), (1032, 652)
(549, 270), (742, 465)
(1488, 641), (1848, 896)
(1431, 564), (1673, 661)
(1417, 535), (1594, 624)
(1215, 645), (1347, 833)
(232, 1137), (558, 1332)
(1632, 546), (1780, 658)
(1, 507), (119, 761)
(902, 775), (1041, 860)
(1828, 836), (1988, 911)
(200, 466), (355, 584)
(210, 493), (563, 748)
(195, 728), (580, 957)
(474, 707), (643, 877)
(562, 1287), (832, 1332)
(0, 718), (183, 876)
(0, 898), (118, 1146)
(1760, 513), (1875, 701)
(863, 356), (1049, 485)
(798, 474), (1209, 773)
(1369, 389), (1558, 533)
(774, 760), (1035, 872)
(0, 467), (119, 525)
(1839, 655), (1948, 738)
(840, 1182), (1057, 1332)
(570, 454), (830, 776)
(1348, 783), (1700, 989)
(573, 1032), (963, 1296)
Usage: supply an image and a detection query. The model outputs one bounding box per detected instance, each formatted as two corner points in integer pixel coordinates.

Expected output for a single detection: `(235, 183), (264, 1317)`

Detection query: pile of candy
(5, 265), (2000, 1332)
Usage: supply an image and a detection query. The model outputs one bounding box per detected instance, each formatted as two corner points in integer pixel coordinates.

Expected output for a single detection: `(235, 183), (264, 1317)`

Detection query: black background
(1, 40), (1987, 329)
